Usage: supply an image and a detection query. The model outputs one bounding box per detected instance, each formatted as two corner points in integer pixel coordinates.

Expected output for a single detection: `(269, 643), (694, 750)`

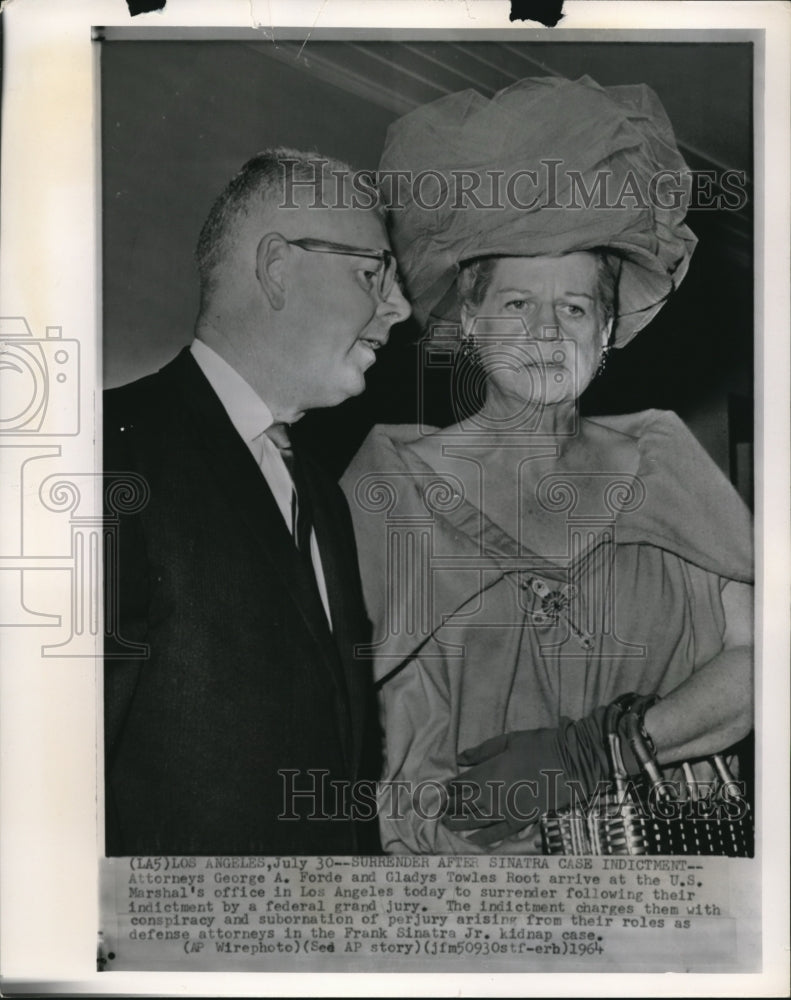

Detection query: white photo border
(0, 1), (788, 996)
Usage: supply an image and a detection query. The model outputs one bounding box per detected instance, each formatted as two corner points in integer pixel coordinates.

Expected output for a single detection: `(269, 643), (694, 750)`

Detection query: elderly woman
(342, 76), (753, 854)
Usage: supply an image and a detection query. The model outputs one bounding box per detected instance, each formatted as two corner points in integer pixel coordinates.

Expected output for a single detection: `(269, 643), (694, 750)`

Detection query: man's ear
(255, 233), (289, 310)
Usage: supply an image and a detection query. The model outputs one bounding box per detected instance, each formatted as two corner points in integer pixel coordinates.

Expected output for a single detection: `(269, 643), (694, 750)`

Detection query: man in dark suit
(104, 149), (411, 855)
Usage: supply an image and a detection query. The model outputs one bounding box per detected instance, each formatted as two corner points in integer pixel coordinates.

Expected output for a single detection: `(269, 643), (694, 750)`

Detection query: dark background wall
(101, 38), (753, 499)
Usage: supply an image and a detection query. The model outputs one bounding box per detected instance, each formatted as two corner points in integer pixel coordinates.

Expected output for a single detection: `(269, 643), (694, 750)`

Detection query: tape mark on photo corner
(509, 0), (565, 28)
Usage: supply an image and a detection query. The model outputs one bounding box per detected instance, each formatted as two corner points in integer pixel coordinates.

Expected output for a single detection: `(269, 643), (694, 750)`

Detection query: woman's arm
(643, 579), (754, 763)
(445, 579), (754, 838)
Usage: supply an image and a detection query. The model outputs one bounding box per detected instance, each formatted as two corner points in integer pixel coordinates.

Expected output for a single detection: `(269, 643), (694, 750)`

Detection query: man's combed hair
(195, 148), (359, 295)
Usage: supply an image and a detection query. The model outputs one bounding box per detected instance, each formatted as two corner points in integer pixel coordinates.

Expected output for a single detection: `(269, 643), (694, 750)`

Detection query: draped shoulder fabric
(379, 75), (697, 346)
(341, 411), (752, 853)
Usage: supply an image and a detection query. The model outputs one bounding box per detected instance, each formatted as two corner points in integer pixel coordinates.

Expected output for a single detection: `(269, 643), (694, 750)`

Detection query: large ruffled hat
(379, 75), (697, 346)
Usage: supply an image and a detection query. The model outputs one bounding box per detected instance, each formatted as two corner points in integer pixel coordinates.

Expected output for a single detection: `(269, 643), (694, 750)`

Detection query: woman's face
(461, 252), (612, 407)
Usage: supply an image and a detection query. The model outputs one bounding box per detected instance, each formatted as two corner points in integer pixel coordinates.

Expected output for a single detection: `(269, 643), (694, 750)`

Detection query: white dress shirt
(190, 340), (332, 625)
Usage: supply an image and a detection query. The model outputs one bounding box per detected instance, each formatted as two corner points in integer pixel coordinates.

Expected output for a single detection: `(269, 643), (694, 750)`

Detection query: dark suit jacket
(104, 348), (379, 855)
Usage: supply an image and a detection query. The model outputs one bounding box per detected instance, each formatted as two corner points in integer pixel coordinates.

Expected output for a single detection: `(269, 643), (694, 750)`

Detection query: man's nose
(377, 278), (412, 326)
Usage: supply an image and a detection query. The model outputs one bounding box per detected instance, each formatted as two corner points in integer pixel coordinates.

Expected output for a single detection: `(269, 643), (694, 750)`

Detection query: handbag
(540, 698), (753, 856)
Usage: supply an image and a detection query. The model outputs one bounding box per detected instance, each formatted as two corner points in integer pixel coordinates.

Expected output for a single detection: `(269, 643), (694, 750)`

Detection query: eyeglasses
(284, 237), (399, 300)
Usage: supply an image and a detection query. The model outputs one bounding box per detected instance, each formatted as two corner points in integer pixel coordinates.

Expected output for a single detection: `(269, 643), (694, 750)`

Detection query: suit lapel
(161, 351), (343, 680)
(308, 468), (367, 773)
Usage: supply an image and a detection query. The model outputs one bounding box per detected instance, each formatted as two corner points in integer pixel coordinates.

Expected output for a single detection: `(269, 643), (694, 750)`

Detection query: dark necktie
(267, 427), (346, 732)
(265, 422), (314, 557)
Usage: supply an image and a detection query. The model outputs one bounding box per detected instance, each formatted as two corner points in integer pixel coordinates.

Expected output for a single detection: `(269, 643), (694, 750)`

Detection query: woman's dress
(341, 410), (753, 853)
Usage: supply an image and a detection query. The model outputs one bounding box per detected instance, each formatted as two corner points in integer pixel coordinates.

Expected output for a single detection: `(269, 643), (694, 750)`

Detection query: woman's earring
(596, 344), (611, 377)
(461, 330), (480, 362)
